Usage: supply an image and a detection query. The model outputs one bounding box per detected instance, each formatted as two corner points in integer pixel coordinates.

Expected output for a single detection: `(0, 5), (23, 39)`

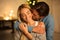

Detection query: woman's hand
(19, 23), (28, 33)
(19, 23), (33, 40)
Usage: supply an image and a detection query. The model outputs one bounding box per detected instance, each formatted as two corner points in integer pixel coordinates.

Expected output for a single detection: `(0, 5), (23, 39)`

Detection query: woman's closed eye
(26, 11), (31, 15)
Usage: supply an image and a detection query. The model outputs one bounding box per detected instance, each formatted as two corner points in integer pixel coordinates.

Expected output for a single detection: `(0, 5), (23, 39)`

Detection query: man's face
(32, 9), (40, 21)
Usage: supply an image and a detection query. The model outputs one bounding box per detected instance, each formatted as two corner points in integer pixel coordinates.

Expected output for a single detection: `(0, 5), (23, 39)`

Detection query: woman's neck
(27, 18), (35, 26)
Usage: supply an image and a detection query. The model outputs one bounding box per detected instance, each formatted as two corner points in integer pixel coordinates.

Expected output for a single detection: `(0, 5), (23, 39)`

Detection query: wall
(52, 0), (60, 33)
(0, 0), (27, 18)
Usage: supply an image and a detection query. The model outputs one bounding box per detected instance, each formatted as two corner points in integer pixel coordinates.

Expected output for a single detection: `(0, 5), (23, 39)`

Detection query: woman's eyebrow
(26, 10), (31, 13)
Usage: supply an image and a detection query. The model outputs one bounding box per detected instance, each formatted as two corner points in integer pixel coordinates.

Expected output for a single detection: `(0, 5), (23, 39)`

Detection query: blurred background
(0, 0), (60, 40)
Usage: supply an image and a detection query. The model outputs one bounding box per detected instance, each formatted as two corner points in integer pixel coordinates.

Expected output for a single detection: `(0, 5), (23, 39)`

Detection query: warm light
(10, 10), (13, 13)
(9, 10), (13, 16)
(32, 3), (35, 5)
(3, 10), (14, 20)
(4, 16), (10, 20)
(27, 0), (30, 1)
(33, 1), (35, 3)
(8, 10), (14, 20)
(32, 1), (35, 5)
(29, 1), (32, 4)
(10, 13), (12, 16)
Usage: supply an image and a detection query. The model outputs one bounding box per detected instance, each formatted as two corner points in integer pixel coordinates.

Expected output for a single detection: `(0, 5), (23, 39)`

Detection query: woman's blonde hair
(17, 4), (31, 22)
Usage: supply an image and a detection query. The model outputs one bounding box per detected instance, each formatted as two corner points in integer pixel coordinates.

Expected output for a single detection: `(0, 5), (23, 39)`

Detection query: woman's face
(20, 8), (32, 22)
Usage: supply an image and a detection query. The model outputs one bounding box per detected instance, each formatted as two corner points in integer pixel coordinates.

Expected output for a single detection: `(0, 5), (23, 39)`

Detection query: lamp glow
(4, 17), (10, 20)
(32, 1), (35, 5)
(29, 1), (32, 4)
(27, 0), (30, 1)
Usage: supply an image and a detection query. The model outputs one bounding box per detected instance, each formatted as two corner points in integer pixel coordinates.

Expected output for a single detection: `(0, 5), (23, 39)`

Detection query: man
(28, 2), (54, 40)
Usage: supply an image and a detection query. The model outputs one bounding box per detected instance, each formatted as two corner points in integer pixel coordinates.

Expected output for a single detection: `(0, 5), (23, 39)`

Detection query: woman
(14, 4), (32, 40)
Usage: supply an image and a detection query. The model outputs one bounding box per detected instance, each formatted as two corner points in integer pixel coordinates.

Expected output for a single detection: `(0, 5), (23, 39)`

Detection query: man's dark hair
(32, 2), (49, 17)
